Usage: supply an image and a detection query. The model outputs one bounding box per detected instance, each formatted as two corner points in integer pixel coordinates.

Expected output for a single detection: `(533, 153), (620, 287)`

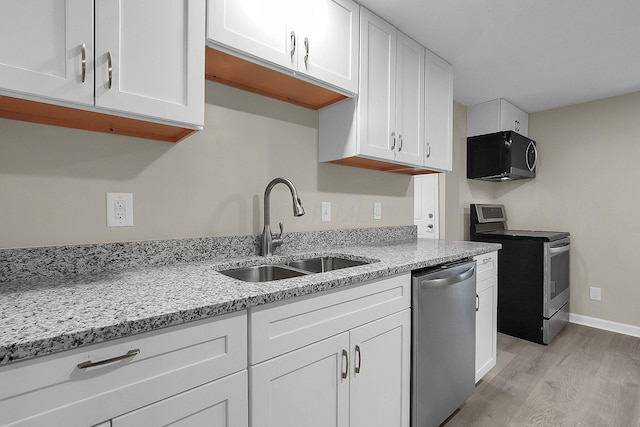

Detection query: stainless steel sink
(219, 256), (371, 282)
(285, 256), (368, 273)
(219, 265), (308, 282)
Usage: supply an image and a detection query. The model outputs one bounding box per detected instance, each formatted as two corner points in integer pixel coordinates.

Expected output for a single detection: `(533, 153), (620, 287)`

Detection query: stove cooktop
(477, 229), (570, 241)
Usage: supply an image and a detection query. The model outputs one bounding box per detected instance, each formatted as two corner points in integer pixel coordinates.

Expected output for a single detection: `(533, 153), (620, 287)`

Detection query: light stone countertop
(0, 238), (500, 365)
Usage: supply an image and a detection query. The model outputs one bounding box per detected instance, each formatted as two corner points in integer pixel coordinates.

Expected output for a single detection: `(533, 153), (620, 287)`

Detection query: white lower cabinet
(349, 310), (411, 427)
(0, 311), (248, 427)
(112, 370), (248, 427)
(474, 251), (498, 382)
(251, 333), (350, 427)
(249, 274), (411, 427)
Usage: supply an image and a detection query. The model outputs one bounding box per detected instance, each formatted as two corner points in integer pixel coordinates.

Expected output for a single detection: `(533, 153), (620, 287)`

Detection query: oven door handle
(549, 244), (570, 255)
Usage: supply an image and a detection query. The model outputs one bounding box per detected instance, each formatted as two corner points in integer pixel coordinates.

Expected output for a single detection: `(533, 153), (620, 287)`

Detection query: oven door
(543, 237), (570, 318)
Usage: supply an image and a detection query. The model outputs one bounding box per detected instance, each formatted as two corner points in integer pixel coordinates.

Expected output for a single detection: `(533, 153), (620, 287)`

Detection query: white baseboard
(570, 313), (640, 338)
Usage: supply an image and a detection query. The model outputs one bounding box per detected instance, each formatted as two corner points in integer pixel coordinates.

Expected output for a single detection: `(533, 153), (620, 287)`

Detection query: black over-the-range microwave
(467, 131), (537, 181)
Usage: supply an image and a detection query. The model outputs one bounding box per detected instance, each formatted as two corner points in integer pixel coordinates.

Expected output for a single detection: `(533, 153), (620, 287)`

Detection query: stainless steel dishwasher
(411, 259), (476, 427)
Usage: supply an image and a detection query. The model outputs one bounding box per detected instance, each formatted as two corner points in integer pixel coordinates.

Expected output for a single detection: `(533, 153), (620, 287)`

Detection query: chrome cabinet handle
(290, 31), (296, 58)
(482, 257), (492, 264)
(426, 142), (431, 158)
(390, 132), (396, 150)
(476, 294), (480, 312)
(355, 345), (361, 374)
(77, 349), (140, 369)
(304, 37), (309, 65)
(398, 135), (403, 151)
(107, 51), (113, 89)
(341, 349), (349, 379)
(81, 44), (87, 83)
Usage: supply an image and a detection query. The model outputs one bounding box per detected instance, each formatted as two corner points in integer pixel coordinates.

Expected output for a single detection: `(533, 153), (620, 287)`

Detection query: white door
(358, 8), (396, 161)
(414, 174), (439, 238)
(95, 0), (205, 126)
(394, 32), (425, 167)
(0, 0), (94, 106)
(296, 0), (359, 94)
(112, 371), (248, 427)
(350, 310), (411, 427)
(207, 0), (294, 70)
(424, 50), (453, 171)
(251, 333), (350, 427)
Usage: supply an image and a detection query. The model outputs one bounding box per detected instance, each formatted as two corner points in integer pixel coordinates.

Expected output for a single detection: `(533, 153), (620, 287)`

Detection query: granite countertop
(0, 238), (500, 365)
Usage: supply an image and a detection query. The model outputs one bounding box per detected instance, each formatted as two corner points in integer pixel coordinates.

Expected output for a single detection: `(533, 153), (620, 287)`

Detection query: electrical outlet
(374, 202), (382, 220)
(589, 286), (602, 301)
(106, 193), (134, 227)
(321, 202), (331, 222)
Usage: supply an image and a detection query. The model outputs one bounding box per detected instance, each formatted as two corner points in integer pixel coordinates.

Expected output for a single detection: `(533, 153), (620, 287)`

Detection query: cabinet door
(475, 277), (497, 382)
(350, 310), (411, 427)
(251, 333), (350, 427)
(500, 99), (529, 136)
(208, 0), (294, 70)
(112, 370), (248, 427)
(358, 8), (396, 161)
(424, 50), (453, 172)
(394, 33), (425, 167)
(95, 0), (204, 126)
(297, 0), (359, 94)
(0, 0), (94, 106)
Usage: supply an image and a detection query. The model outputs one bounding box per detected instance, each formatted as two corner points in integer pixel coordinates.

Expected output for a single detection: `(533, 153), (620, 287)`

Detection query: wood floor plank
(443, 323), (640, 427)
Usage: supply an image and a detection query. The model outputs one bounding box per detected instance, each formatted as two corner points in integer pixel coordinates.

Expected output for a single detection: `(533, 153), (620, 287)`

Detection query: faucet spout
(260, 177), (305, 256)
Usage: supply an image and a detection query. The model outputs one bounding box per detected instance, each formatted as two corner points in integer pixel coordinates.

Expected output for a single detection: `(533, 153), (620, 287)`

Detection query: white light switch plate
(106, 193), (134, 227)
(321, 202), (331, 222)
(374, 202), (382, 220)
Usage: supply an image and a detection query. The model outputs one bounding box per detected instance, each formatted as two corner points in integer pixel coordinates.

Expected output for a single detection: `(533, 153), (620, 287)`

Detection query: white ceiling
(356, 0), (640, 113)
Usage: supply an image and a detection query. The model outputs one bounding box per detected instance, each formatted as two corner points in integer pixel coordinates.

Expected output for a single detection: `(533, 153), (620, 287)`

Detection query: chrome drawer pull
(107, 51), (113, 89)
(290, 31), (296, 58)
(81, 43), (87, 83)
(304, 37), (309, 65)
(77, 349), (140, 369)
(355, 345), (362, 374)
(341, 349), (349, 379)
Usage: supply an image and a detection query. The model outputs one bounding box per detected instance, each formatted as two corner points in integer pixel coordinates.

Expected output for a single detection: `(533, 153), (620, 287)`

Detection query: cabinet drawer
(474, 251), (498, 283)
(249, 273), (410, 364)
(0, 311), (247, 427)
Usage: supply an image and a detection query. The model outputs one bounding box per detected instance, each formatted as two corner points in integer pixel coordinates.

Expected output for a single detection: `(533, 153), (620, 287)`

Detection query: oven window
(550, 247), (570, 300)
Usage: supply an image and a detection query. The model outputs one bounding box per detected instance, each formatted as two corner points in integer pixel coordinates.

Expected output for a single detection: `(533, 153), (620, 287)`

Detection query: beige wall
(0, 81), (413, 248)
(446, 92), (640, 328)
(444, 101), (495, 241)
(500, 92), (640, 328)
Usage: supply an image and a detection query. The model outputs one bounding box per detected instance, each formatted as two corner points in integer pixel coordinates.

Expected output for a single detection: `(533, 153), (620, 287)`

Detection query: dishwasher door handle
(418, 266), (475, 288)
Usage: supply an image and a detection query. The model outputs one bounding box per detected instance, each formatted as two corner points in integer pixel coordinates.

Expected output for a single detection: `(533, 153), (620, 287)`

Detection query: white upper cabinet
(395, 33), (425, 166)
(358, 10), (424, 165)
(467, 98), (529, 137)
(0, 0), (204, 130)
(208, 0), (359, 94)
(424, 50), (453, 171)
(357, 9), (397, 161)
(0, 0), (94, 106)
(319, 7), (430, 172)
(95, 0), (205, 126)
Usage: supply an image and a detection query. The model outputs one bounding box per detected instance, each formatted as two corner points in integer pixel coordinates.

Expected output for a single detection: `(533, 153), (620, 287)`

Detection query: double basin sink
(219, 256), (371, 282)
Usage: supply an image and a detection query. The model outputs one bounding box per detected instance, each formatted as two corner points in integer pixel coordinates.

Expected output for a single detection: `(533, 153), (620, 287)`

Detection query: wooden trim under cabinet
(205, 47), (347, 110)
(329, 156), (440, 175)
(0, 96), (196, 143)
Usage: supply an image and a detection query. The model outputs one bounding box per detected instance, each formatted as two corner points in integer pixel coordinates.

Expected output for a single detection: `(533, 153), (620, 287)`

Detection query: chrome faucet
(260, 177), (305, 256)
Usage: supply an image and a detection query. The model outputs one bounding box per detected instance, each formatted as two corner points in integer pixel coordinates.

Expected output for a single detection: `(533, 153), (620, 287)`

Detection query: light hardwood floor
(444, 323), (640, 427)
